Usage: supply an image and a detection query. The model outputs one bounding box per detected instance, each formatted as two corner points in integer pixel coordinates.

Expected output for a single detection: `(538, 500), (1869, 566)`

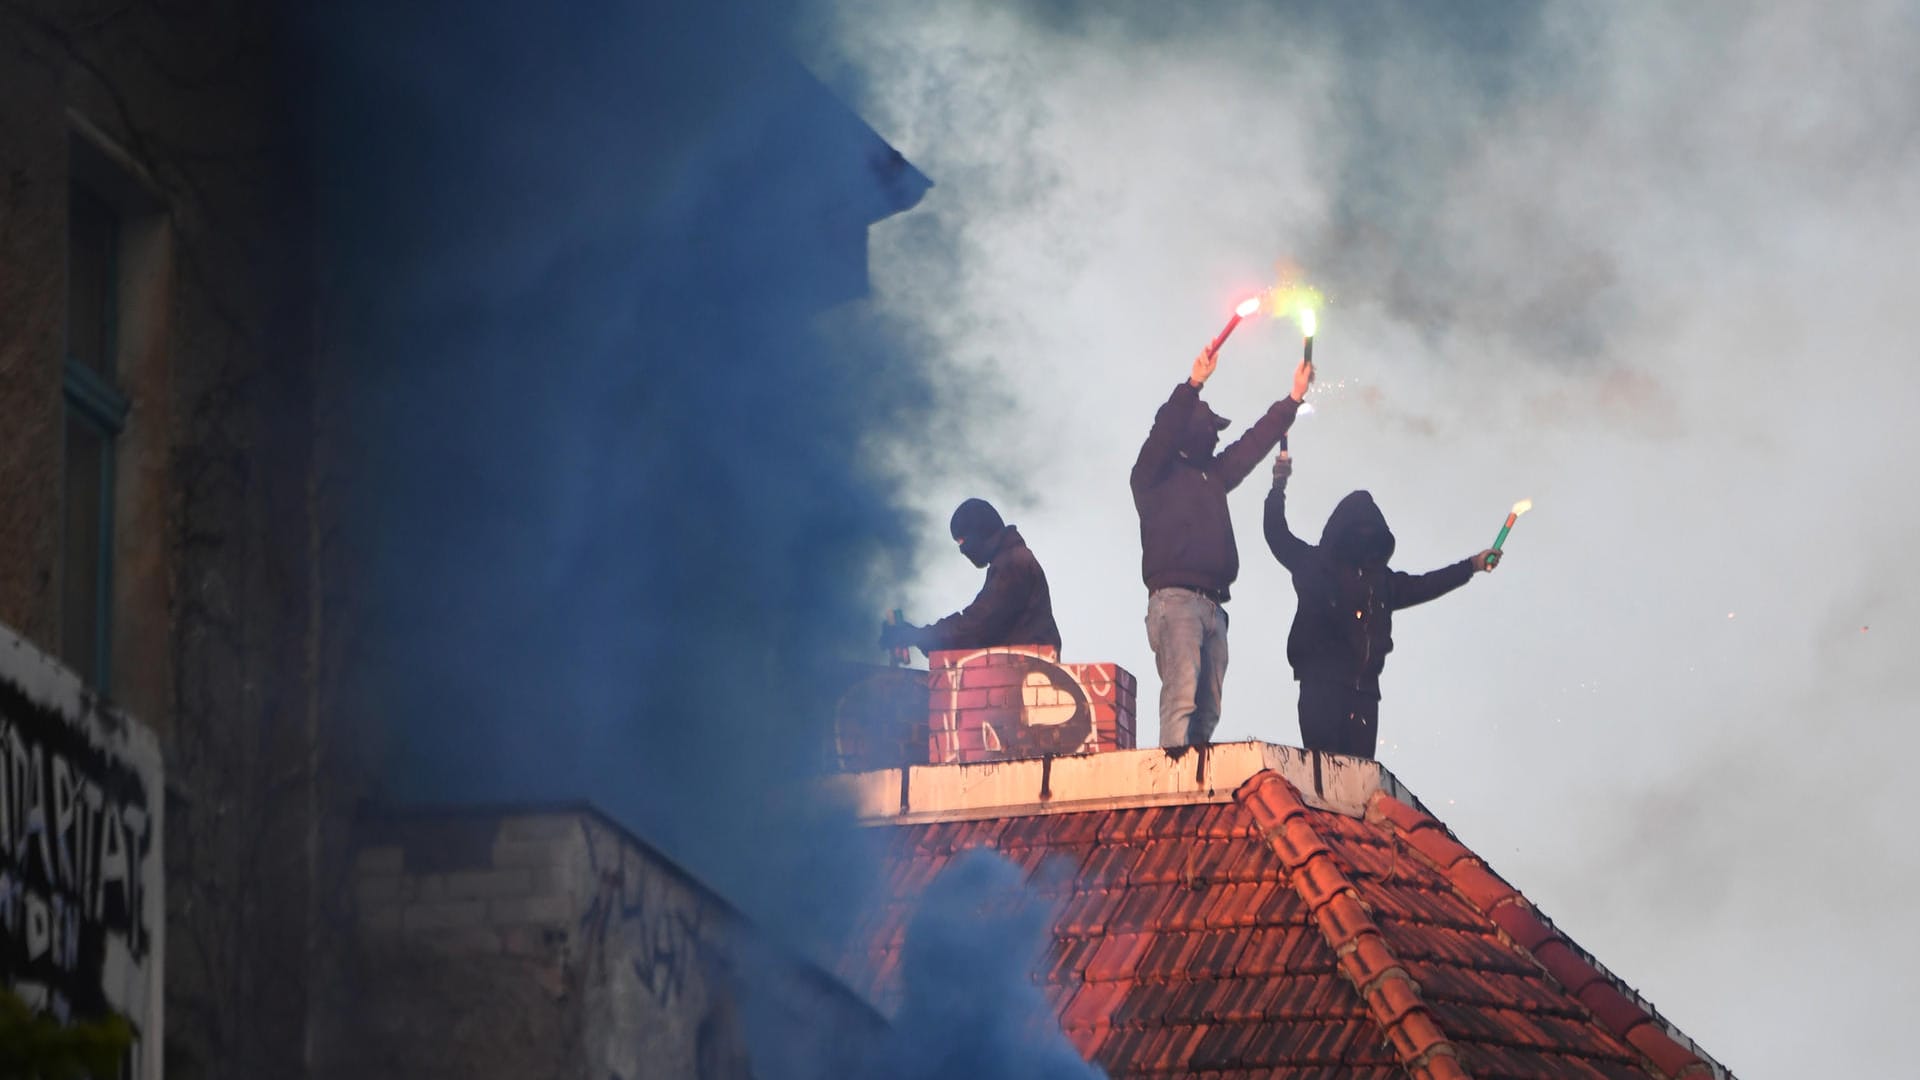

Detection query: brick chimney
(833, 647), (1137, 771)
(925, 645), (1136, 764)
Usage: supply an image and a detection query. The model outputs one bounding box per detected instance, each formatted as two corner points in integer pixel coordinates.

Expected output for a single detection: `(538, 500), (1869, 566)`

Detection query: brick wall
(927, 646), (1136, 765)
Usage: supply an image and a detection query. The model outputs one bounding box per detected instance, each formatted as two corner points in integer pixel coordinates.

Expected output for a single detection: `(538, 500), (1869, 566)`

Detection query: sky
(804, 2), (1920, 1076)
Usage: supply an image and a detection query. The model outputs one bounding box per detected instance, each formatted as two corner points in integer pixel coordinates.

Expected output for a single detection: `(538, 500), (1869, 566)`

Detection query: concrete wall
(328, 805), (884, 1080)
(0, 624), (165, 1079)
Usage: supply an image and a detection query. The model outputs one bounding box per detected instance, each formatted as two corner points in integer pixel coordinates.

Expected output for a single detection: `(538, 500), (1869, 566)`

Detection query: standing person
(881, 498), (1062, 655)
(1263, 452), (1499, 759)
(1132, 351), (1310, 751)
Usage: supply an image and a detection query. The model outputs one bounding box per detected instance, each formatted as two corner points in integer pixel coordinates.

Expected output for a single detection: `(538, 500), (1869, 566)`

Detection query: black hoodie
(1264, 485), (1474, 695)
(1131, 381), (1298, 598)
(921, 525), (1063, 652)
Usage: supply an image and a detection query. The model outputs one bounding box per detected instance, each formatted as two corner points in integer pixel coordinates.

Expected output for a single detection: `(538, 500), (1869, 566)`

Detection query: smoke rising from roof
(808, 2), (1920, 1075)
(309, 0), (1079, 1067)
(856, 850), (1104, 1079)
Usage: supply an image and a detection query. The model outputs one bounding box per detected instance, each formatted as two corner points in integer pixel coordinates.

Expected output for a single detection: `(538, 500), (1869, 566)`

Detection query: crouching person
(881, 498), (1062, 655)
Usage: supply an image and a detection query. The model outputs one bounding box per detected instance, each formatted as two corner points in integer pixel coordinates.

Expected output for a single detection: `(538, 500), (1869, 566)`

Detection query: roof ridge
(1362, 790), (1724, 1080)
(1234, 770), (1471, 1080)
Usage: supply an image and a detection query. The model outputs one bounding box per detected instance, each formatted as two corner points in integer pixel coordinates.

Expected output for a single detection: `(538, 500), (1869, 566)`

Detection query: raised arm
(1262, 455), (1314, 571)
(1216, 398), (1299, 490)
(1217, 359), (1312, 491)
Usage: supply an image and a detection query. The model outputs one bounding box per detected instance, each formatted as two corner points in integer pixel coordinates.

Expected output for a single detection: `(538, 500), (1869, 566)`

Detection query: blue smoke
(314, 0), (931, 953)
(856, 850), (1106, 1080)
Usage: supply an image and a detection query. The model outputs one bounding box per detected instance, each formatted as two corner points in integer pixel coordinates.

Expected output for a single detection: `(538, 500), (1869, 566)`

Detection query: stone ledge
(824, 741), (1425, 823)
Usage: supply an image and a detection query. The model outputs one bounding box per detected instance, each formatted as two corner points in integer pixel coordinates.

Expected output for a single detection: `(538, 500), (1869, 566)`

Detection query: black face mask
(949, 498), (1006, 568)
(957, 534), (997, 568)
(1179, 419), (1221, 458)
(1180, 404), (1228, 459)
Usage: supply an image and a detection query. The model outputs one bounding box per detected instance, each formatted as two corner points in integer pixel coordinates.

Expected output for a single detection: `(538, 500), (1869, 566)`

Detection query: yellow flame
(1511, 498), (1533, 516)
(1264, 280), (1326, 330)
(1300, 308), (1317, 338)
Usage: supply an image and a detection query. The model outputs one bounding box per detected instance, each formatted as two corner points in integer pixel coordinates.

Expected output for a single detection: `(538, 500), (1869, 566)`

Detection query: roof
(827, 743), (1732, 1079)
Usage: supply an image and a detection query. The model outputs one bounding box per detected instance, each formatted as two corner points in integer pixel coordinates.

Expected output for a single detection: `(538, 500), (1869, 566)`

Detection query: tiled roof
(833, 746), (1729, 1079)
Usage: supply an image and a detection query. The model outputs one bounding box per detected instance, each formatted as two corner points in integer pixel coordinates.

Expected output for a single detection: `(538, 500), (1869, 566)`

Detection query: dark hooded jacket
(1264, 484), (1474, 695)
(1132, 381), (1298, 599)
(922, 525), (1062, 652)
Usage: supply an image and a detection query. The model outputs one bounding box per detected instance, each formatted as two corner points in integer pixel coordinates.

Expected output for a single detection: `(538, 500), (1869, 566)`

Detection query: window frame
(60, 177), (132, 691)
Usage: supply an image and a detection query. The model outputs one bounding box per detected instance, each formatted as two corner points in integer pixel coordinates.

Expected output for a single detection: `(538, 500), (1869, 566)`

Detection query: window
(61, 181), (131, 687)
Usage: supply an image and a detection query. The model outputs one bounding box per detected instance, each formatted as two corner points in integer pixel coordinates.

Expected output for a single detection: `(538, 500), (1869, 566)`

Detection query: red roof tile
(837, 753), (1731, 1079)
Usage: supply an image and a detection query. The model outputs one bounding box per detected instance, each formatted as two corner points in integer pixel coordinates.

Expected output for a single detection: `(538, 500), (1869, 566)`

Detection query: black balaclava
(950, 498), (1007, 568)
(1178, 400), (1231, 460)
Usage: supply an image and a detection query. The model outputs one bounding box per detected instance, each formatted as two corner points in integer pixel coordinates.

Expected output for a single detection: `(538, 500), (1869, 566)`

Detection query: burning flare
(1207, 296), (1264, 356)
(1260, 268), (1323, 366)
(1488, 498), (1532, 568)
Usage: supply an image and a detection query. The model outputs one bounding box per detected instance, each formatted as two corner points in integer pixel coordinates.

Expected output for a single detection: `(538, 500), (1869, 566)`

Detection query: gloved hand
(879, 620), (922, 650)
(1271, 451), (1293, 487)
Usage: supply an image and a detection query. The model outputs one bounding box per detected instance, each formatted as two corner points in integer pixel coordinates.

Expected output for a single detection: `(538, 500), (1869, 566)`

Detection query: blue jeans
(1146, 588), (1229, 747)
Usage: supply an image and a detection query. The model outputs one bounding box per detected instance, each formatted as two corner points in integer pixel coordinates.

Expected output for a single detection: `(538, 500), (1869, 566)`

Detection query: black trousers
(1297, 680), (1382, 759)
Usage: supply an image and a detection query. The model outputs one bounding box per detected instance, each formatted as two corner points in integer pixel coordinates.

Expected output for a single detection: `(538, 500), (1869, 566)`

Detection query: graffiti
(0, 677), (154, 1040)
(931, 648), (1098, 762)
(580, 823), (702, 1012)
(628, 890), (699, 1010)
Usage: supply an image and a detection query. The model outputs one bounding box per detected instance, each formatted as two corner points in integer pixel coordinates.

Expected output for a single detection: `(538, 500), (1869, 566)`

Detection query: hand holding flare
(1192, 296), (1263, 387)
(1484, 499), (1532, 570)
(1206, 296), (1264, 358)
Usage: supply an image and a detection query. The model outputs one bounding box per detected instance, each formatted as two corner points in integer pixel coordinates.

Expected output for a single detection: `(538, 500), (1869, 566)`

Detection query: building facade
(327, 803), (884, 1080)
(3, 2), (929, 1077)
(0, 4), (324, 1078)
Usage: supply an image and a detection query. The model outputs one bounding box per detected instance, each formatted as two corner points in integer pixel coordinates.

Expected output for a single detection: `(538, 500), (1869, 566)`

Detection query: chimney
(832, 648), (1138, 771)
(925, 646), (1135, 764)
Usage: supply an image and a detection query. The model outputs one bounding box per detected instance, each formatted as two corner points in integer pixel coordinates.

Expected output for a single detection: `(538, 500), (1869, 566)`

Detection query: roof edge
(825, 741), (1428, 824)
(1236, 771), (1470, 1080)
(1364, 791), (1733, 1080)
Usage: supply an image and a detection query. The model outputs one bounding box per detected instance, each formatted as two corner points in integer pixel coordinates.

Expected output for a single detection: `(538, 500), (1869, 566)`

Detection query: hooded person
(1264, 453), (1499, 759)
(1131, 350), (1310, 752)
(880, 498), (1062, 655)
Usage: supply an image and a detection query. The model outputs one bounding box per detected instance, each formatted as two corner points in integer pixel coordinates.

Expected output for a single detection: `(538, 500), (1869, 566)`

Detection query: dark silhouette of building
(1, 2), (927, 1077)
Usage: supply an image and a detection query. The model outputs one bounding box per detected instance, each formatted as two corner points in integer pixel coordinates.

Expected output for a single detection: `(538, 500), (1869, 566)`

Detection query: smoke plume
(807, 3), (1920, 1076)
